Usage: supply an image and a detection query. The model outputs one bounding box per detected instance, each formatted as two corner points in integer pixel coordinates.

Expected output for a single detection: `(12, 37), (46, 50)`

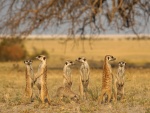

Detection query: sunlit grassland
(0, 67), (149, 113)
(0, 38), (150, 112)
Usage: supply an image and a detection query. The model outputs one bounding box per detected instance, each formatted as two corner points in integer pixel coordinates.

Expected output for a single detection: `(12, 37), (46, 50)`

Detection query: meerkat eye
(83, 58), (86, 61)
(78, 57), (81, 60)
(43, 57), (46, 60)
(70, 61), (73, 64)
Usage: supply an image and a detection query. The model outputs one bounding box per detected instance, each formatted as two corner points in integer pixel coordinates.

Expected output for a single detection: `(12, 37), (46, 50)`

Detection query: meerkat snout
(24, 60), (33, 65)
(119, 61), (126, 67)
(36, 55), (46, 61)
(76, 57), (86, 63)
(65, 61), (75, 66)
(106, 55), (116, 61)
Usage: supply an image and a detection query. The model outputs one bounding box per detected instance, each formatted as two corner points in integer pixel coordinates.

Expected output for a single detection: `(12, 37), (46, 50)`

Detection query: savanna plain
(0, 38), (150, 113)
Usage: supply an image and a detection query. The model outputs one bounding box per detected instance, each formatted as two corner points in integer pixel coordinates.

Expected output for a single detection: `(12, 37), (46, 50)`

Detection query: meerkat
(24, 60), (34, 102)
(55, 86), (79, 102)
(116, 61), (126, 100)
(63, 60), (74, 89)
(34, 55), (51, 104)
(76, 57), (90, 100)
(98, 55), (116, 104)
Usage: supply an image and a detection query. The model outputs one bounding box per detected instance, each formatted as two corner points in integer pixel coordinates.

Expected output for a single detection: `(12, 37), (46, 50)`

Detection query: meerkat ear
(65, 62), (68, 65)
(24, 61), (26, 64)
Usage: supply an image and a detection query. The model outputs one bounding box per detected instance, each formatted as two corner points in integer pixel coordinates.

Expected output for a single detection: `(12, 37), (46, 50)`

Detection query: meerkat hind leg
(106, 90), (112, 103)
(98, 89), (106, 104)
(46, 95), (51, 105)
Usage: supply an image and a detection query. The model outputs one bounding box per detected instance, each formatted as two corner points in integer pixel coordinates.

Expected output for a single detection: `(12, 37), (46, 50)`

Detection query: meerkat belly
(25, 77), (32, 95)
(117, 87), (124, 94)
(102, 74), (112, 89)
(41, 76), (48, 94)
(26, 76), (32, 88)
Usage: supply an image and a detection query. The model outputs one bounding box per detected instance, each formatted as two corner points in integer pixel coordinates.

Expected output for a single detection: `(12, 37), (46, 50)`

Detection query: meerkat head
(76, 57), (86, 63)
(118, 61), (126, 67)
(105, 55), (116, 61)
(71, 94), (80, 102)
(82, 79), (89, 87)
(36, 55), (46, 62)
(65, 60), (75, 66)
(24, 60), (33, 65)
(117, 81), (124, 89)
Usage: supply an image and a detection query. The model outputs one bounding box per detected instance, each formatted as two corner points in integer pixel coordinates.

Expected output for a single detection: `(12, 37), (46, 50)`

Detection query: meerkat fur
(34, 55), (51, 104)
(55, 86), (79, 102)
(24, 60), (34, 102)
(116, 61), (126, 100)
(76, 57), (90, 100)
(98, 55), (116, 104)
(63, 60), (74, 89)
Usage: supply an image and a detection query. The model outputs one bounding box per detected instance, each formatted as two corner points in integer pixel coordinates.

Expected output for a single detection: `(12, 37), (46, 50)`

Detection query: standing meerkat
(98, 55), (116, 104)
(115, 61), (126, 100)
(24, 60), (34, 102)
(34, 55), (51, 104)
(63, 60), (74, 89)
(76, 57), (90, 100)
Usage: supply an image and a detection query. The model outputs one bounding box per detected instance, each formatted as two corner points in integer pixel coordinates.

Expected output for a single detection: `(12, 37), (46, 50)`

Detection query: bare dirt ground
(0, 67), (149, 113)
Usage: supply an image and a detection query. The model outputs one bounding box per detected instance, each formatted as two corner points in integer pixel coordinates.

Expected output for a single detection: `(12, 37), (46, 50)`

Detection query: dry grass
(0, 39), (150, 113)
(0, 66), (150, 113)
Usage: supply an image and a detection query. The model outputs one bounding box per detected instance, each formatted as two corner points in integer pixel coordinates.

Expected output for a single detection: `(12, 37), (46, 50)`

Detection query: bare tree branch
(0, 0), (149, 36)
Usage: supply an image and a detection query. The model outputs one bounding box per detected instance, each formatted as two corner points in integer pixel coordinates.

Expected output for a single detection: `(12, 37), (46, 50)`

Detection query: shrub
(0, 38), (27, 61)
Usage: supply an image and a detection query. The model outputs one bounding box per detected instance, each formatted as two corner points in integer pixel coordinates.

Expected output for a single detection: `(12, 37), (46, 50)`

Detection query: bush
(0, 38), (27, 61)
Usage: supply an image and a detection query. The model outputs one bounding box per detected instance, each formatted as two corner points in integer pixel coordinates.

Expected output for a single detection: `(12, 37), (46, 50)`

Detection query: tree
(0, 0), (149, 36)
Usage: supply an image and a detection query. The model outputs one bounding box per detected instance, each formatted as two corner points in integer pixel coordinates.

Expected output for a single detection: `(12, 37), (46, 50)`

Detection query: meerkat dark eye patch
(78, 57), (81, 60)
(65, 62), (68, 65)
(38, 55), (41, 58)
(83, 58), (86, 61)
(43, 57), (46, 60)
